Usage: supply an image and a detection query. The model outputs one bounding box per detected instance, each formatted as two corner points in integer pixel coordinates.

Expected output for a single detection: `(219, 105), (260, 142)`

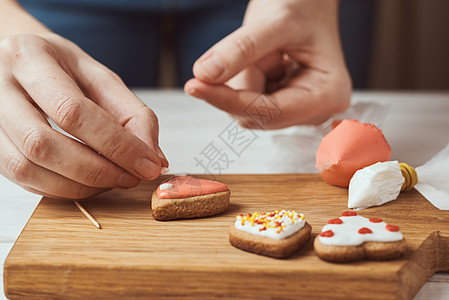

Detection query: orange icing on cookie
(157, 175), (228, 199)
(316, 119), (391, 187)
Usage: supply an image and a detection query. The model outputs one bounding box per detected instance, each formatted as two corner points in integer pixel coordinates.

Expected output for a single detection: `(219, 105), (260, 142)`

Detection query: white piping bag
(348, 142), (449, 210)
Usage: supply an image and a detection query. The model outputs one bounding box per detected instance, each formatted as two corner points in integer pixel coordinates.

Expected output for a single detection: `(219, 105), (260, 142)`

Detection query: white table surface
(1, 90), (448, 299)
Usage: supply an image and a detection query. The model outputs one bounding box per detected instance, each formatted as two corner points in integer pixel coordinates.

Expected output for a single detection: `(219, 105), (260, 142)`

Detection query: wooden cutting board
(4, 174), (449, 299)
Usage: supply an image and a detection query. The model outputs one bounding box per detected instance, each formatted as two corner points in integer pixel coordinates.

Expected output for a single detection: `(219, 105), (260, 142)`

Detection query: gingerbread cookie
(314, 211), (406, 262)
(229, 210), (312, 258)
(151, 175), (230, 221)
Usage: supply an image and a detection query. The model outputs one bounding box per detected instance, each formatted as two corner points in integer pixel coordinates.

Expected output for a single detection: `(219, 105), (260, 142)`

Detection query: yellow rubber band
(399, 162), (418, 191)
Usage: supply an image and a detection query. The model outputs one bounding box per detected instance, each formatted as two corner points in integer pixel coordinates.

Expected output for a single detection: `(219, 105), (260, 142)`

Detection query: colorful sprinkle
(235, 210), (304, 234)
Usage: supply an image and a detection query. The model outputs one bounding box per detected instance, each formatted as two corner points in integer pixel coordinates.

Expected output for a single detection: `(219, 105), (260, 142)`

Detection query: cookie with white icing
(314, 211), (406, 262)
(151, 175), (230, 221)
(229, 210), (312, 258)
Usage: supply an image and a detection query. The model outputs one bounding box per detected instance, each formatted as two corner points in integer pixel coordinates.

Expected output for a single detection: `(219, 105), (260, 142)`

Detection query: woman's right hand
(0, 33), (167, 199)
(186, 0), (352, 129)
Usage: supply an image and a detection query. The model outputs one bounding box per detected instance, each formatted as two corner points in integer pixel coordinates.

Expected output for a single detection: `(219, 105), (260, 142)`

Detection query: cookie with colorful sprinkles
(314, 211), (407, 262)
(229, 210), (312, 258)
(151, 175), (230, 221)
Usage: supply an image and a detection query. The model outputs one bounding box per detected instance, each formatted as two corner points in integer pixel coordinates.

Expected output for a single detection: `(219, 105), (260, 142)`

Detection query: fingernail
(157, 148), (169, 167)
(185, 87), (196, 95)
(157, 149), (167, 162)
(160, 167), (170, 174)
(198, 54), (224, 80)
(134, 158), (159, 180)
(117, 172), (140, 188)
(186, 88), (206, 100)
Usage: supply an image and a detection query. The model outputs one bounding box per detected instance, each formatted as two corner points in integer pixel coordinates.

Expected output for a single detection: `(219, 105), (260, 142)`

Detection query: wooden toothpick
(74, 201), (101, 229)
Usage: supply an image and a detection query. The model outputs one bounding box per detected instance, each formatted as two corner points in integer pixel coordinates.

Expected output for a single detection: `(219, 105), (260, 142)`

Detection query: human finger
(66, 50), (169, 167)
(0, 127), (107, 199)
(192, 24), (284, 84)
(185, 79), (284, 129)
(185, 69), (349, 129)
(260, 68), (351, 128)
(184, 79), (256, 117)
(0, 84), (140, 189)
(225, 66), (265, 92)
(10, 38), (162, 180)
(221, 51), (285, 94)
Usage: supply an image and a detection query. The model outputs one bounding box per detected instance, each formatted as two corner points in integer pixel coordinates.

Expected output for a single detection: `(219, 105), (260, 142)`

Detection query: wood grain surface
(4, 174), (449, 299)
